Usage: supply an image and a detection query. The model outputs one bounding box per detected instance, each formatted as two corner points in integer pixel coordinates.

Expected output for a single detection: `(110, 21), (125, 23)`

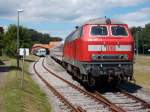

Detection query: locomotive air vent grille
(92, 54), (128, 60)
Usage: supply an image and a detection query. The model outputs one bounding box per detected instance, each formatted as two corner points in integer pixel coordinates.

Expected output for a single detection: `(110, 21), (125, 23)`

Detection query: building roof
(31, 41), (62, 52)
(84, 18), (125, 25)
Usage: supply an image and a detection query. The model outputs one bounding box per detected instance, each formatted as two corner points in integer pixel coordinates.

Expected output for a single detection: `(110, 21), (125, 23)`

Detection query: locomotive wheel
(62, 62), (66, 68)
(87, 75), (96, 90)
(72, 69), (78, 80)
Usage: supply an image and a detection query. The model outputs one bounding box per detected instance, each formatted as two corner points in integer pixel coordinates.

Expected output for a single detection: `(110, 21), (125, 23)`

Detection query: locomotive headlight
(124, 54), (128, 60)
(91, 54), (102, 60)
(119, 54), (128, 60)
(91, 54), (97, 60)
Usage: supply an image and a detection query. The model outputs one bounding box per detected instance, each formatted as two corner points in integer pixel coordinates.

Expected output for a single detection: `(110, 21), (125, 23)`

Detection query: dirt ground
(0, 60), (10, 87)
(0, 74), (4, 112)
(0, 61), (8, 112)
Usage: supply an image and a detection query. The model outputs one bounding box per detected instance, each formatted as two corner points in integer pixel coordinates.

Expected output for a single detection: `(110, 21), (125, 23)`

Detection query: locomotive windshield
(111, 26), (128, 36)
(91, 26), (108, 36)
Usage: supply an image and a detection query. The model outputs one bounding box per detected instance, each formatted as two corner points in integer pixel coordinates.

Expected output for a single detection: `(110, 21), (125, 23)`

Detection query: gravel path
(0, 60), (10, 88)
(0, 60), (10, 112)
(29, 58), (67, 112)
(0, 72), (5, 111)
(119, 82), (150, 104)
(46, 56), (83, 88)
(35, 58), (112, 112)
(30, 56), (150, 112)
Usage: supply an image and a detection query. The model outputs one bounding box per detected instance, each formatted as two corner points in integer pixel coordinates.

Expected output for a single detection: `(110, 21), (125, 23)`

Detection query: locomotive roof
(84, 18), (125, 25)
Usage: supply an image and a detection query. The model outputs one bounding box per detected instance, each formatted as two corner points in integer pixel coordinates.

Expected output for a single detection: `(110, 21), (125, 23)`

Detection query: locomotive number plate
(88, 45), (131, 51)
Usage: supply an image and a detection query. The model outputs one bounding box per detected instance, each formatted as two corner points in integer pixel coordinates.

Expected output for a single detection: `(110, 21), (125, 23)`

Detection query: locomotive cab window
(91, 26), (108, 36)
(111, 26), (128, 36)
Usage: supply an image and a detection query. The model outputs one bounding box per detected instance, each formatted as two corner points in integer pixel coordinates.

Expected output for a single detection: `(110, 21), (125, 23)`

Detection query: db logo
(106, 45), (116, 51)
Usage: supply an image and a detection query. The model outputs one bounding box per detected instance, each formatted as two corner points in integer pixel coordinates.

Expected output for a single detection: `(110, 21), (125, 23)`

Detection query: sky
(0, 0), (150, 40)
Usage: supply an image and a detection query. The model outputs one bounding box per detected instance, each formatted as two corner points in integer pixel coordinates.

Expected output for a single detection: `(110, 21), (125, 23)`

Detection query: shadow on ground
(96, 81), (142, 94)
(20, 58), (37, 63)
(0, 60), (5, 65)
(119, 81), (142, 93)
(0, 66), (21, 73)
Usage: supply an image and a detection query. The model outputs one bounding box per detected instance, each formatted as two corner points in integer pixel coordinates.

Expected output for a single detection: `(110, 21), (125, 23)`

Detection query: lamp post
(136, 31), (139, 56)
(17, 9), (24, 68)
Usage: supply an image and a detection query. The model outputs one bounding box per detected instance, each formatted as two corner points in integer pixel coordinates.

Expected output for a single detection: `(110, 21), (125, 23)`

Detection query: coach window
(111, 26), (128, 36)
(91, 26), (108, 36)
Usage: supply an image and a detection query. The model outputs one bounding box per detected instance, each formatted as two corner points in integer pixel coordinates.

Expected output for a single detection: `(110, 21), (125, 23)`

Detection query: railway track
(96, 90), (150, 112)
(34, 58), (125, 112)
(47, 56), (150, 112)
(42, 57), (126, 112)
(34, 58), (83, 112)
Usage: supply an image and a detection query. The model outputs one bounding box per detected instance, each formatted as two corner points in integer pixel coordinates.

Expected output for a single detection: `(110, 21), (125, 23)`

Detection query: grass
(0, 55), (51, 112)
(135, 55), (150, 66)
(0, 54), (149, 111)
(134, 55), (150, 89)
(0, 55), (10, 61)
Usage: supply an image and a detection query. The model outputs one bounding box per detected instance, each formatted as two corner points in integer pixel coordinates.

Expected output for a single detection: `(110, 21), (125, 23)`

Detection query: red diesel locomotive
(62, 18), (134, 88)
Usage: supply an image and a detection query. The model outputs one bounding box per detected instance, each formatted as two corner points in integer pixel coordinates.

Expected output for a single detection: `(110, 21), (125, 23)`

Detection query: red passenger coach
(63, 18), (134, 88)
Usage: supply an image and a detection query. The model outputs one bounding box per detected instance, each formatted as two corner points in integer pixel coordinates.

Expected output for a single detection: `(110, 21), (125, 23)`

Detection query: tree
(2, 24), (62, 57)
(0, 33), (4, 56)
(130, 23), (150, 54)
(141, 24), (150, 54)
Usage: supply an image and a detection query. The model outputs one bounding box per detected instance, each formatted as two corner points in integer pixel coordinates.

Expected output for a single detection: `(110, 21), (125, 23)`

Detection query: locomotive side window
(65, 27), (83, 43)
(78, 27), (83, 37)
(111, 26), (128, 36)
(91, 26), (108, 36)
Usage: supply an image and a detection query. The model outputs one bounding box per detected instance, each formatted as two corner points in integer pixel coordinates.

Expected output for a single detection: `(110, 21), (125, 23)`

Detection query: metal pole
(2, 48), (3, 57)
(136, 31), (139, 56)
(21, 49), (25, 88)
(17, 11), (20, 68)
(143, 45), (144, 55)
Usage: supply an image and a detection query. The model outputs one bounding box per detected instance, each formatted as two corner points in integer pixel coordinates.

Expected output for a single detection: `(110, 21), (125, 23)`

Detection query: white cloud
(118, 8), (150, 27)
(37, 28), (71, 40)
(105, 0), (145, 7)
(0, 0), (149, 38)
(0, 0), (148, 23)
